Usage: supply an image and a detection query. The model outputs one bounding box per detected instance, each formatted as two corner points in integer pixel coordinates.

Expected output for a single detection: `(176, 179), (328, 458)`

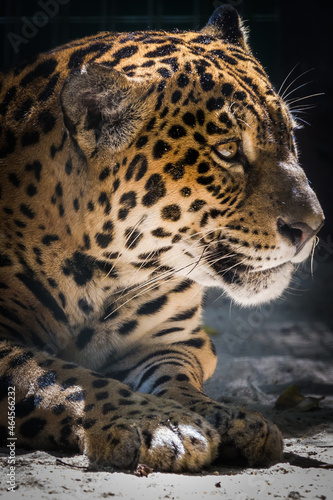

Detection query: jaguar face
(144, 80), (324, 306)
(60, 10), (324, 307)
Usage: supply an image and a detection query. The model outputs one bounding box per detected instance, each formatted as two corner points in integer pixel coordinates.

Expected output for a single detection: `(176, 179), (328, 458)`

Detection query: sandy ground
(1, 255), (332, 499)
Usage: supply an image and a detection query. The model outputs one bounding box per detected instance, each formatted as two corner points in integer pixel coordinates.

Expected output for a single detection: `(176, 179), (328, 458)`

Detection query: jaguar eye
(214, 141), (238, 161)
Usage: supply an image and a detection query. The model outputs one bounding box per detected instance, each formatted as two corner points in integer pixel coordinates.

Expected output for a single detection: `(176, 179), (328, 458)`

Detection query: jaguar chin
(218, 261), (294, 306)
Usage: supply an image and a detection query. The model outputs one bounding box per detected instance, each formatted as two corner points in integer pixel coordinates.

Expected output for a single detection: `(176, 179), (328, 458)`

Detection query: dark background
(1, 0), (332, 237)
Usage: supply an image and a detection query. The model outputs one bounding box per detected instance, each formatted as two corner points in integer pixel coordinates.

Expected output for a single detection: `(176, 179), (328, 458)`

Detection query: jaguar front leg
(108, 327), (283, 467)
(0, 341), (219, 472)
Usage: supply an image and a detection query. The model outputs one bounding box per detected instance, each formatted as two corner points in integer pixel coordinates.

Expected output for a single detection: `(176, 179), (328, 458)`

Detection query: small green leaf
(275, 385), (325, 412)
(202, 324), (218, 336)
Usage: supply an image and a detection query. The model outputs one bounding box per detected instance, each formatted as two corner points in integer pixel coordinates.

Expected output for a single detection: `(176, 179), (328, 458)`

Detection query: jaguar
(0, 5), (324, 471)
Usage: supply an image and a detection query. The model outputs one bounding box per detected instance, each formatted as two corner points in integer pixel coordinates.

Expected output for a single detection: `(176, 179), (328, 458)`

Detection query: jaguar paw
(218, 408), (283, 467)
(81, 410), (219, 472)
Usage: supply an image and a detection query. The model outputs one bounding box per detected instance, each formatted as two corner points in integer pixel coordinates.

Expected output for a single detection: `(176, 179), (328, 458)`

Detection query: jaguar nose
(277, 217), (324, 254)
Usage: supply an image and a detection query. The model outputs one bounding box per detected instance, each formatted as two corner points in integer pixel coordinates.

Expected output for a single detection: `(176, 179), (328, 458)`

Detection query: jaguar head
(60, 5), (324, 305)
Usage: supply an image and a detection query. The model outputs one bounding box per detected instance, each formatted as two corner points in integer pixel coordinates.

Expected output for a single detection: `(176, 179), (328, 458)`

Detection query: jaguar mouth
(207, 248), (294, 305)
(221, 261), (288, 284)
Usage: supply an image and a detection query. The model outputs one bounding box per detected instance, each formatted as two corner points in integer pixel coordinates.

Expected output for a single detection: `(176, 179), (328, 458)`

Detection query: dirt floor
(1, 253), (332, 499)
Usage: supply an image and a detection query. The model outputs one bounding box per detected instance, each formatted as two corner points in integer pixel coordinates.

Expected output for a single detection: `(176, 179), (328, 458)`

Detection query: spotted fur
(0, 6), (323, 471)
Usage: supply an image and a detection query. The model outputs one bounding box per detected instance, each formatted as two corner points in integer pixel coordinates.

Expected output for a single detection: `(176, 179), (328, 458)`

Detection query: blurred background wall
(1, 0), (332, 237)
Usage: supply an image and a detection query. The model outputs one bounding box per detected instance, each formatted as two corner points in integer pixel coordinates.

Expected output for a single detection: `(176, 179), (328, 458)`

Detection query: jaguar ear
(60, 63), (150, 158)
(202, 5), (249, 50)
